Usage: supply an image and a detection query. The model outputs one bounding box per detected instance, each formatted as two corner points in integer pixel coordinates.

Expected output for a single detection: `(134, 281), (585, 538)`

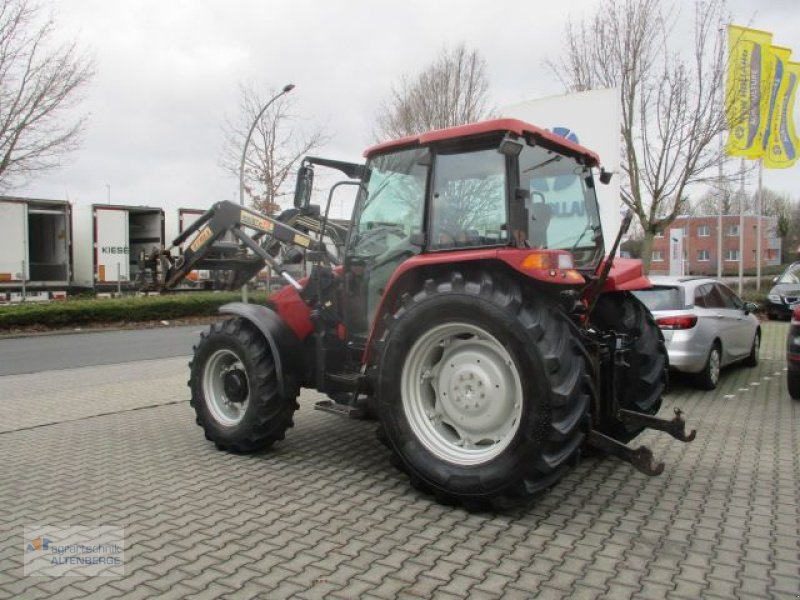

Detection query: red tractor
(143, 118), (695, 509)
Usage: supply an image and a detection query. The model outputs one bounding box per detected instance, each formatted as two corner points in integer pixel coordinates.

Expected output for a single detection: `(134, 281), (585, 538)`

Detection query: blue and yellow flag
(725, 25), (773, 158)
(764, 55), (800, 169)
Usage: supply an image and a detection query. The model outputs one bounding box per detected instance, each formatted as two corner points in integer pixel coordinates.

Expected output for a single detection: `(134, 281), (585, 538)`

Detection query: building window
(725, 249), (739, 261)
(698, 225), (710, 237)
(652, 250), (664, 262)
(697, 249), (710, 261)
(654, 231), (664, 239)
(726, 224), (739, 236)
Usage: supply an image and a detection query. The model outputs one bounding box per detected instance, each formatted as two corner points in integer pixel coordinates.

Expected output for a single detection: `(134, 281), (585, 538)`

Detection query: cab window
(429, 148), (508, 249)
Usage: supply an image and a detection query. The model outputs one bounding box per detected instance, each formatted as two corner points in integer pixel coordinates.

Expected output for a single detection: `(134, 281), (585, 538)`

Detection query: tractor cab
(339, 119), (605, 341)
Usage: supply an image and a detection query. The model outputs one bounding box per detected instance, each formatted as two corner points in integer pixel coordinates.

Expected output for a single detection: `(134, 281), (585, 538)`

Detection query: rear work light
(656, 315), (698, 330)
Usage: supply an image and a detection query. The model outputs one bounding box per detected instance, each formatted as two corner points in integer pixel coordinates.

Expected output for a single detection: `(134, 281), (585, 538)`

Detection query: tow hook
(588, 430), (665, 476)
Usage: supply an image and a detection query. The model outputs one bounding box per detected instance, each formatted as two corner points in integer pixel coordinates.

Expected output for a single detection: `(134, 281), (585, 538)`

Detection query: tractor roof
(364, 118), (600, 167)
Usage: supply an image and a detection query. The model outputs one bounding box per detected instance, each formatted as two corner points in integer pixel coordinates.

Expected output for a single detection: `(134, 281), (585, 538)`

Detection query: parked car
(767, 262), (800, 320)
(787, 306), (800, 399)
(632, 276), (760, 390)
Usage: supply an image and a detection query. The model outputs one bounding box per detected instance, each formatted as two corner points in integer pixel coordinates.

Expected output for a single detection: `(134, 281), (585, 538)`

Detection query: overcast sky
(18, 0), (800, 218)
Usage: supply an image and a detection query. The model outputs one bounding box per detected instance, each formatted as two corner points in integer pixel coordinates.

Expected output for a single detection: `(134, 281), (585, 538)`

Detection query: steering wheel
(353, 223), (406, 256)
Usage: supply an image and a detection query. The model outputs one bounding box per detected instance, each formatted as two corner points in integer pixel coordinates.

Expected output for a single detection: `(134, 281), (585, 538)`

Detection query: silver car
(632, 276), (760, 389)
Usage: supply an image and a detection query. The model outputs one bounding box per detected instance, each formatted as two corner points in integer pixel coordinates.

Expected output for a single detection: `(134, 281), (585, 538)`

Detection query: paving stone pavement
(0, 321), (798, 599)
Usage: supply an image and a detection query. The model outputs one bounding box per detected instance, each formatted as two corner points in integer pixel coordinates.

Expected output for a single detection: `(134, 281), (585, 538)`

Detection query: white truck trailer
(72, 204), (164, 289)
(0, 197), (71, 294)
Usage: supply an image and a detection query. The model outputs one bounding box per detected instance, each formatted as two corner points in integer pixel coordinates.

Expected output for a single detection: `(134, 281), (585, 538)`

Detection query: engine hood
(770, 283), (800, 297)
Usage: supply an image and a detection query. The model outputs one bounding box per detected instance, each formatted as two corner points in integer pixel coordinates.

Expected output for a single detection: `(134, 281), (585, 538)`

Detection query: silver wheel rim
(709, 347), (720, 385)
(401, 322), (523, 466)
(203, 349), (250, 427)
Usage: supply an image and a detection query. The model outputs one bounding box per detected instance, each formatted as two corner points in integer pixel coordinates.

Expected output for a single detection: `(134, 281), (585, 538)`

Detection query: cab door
(342, 147), (428, 339)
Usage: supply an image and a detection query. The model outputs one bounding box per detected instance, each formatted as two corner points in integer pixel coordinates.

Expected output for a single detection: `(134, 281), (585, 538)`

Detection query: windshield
(517, 143), (603, 268)
(632, 286), (685, 311)
(349, 148), (427, 258)
(778, 264), (800, 284)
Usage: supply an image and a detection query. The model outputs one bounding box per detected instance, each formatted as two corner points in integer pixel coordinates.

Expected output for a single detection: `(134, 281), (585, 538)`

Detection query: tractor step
(326, 372), (366, 389)
(587, 430), (665, 476)
(314, 399), (365, 419)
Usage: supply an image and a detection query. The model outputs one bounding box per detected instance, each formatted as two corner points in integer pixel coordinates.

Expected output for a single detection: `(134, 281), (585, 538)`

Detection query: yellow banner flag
(764, 57), (800, 169)
(761, 47), (791, 154)
(725, 25), (773, 158)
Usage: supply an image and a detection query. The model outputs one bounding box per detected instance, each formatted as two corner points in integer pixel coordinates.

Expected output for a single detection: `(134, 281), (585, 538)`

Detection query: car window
(695, 284), (726, 309)
(716, 284), (743, 309)
(632, 286), (684, 311)
(778, 264), (800, 284)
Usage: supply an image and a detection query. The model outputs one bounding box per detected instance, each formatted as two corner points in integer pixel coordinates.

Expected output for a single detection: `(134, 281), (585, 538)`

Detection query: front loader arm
(137, 200), (330, 292)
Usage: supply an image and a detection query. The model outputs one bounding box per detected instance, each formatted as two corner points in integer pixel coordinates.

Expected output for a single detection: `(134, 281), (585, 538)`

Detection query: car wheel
(788, 366), (800, 400)
(744, 330), (760, 367)
(695, 342), (721, 390)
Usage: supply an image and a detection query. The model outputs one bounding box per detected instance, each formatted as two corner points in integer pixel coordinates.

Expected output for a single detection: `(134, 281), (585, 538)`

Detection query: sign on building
(670, 228), (685, 277)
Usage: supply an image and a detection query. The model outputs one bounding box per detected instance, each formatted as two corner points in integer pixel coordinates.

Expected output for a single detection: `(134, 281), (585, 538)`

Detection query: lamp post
(238, 83), (295, 207)
(237, 83), (295, 302)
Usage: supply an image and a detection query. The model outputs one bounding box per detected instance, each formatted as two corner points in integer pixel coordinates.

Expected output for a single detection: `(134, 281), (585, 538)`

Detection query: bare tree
(0, 0), (94, 188)
(759, 188), (793, 244)
(374, 44), (492, 140)
(689, 182), (735, 216)
(547, 0), (731, 272)
(221, 84), (328, 214)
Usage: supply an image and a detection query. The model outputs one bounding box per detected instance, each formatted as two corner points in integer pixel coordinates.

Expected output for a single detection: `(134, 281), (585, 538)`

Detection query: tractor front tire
(189, 318), (298, 452)
(590, 292), (668, 442)
(376, 271), (592, 510)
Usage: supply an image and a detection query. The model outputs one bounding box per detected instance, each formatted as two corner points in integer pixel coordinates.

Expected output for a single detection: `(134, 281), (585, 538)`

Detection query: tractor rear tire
(590, 292), (667, 442)
(189, 318), (298, 452)
(376, 271), (592, 510)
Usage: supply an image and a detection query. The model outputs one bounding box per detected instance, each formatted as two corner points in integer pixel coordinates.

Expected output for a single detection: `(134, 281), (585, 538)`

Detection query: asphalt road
(0, 325), (205, 376)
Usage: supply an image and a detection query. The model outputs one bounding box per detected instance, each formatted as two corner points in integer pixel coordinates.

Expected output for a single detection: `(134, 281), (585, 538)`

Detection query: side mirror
(772, 276), (779, 284)
(293, 164), (314, 209)
(599, 168), (613, 185)
(744, 302), (758, 315)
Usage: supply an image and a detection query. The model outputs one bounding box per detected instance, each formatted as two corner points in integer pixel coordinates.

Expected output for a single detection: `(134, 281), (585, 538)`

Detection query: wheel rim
(401, 322), (523, 466)
(203, 349), (250, 427)
(709, 347), (721, 385)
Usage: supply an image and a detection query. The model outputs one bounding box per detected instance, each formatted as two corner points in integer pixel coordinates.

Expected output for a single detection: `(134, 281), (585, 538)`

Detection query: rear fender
(599, 257), (652, 292)
(219, 302), (304, 397)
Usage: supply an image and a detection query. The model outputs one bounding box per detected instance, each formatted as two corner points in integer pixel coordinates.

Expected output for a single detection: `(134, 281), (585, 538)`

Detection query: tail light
(792, 306), (800, 325)
(517, 250), (584, 283)
(656, 315), (698, 330)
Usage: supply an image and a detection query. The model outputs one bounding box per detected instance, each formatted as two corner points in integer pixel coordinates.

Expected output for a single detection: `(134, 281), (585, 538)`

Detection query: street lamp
(237, 83), (294, 302)
(238, 83), (295, 206)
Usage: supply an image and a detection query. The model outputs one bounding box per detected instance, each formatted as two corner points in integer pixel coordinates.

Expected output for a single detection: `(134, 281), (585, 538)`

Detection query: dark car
(787, 306), (800, 399)
(768, 262), (800, 320)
